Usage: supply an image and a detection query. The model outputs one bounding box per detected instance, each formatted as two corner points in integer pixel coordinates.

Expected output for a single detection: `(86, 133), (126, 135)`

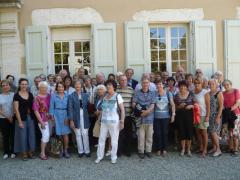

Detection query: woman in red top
(223, 80), (240, 156)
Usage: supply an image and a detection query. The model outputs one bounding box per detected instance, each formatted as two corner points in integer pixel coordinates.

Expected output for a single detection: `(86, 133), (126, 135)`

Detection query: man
(77, 67), (85, 81)
(30, 76), (41, 97)
(116, 75), (135, 156)
(195, 68), (204, 78)
(135, 73), (157, 92)
(59, 69), (68, 80)
(161, 71), (169, 87)
(6, 75), (17, 93)
(149, 73), (155, 83)
(96, 72), (105, 86)
(132, 77), (156, 159)
(175, 65), (185, 82)
(125, 68), (138, 90)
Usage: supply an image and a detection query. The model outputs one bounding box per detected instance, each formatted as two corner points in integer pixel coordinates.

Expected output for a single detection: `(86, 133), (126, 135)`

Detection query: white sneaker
(3, 154), (8, 160)
(95, 158), (101, 164)
(111, 159), (117, 164)
(105, 151), (111, 157)
(10, 154), (16, 159)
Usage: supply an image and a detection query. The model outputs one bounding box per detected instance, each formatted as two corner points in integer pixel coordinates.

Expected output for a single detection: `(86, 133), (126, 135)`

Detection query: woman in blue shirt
(50, 82), (71, 158)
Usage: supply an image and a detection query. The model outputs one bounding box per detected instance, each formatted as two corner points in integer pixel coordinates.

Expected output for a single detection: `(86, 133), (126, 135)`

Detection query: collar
(141, 89), (150, 93)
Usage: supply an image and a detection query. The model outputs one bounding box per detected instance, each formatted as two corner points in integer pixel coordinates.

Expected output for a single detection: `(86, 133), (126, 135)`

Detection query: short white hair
(96, 84), (106, 92)
(38, 81), (48, 88)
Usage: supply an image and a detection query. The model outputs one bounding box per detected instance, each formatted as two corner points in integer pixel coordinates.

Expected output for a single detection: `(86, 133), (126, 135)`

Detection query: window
(150, 25), (188, 75)
(54, 41), (70, 74)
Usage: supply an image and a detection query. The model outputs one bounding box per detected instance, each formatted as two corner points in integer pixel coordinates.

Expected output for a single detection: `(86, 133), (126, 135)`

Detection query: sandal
(28, 153), (36, 159)
(22, 153), (28, 161)
(40, 155), (48, 160)
(200, 153), (206, 158)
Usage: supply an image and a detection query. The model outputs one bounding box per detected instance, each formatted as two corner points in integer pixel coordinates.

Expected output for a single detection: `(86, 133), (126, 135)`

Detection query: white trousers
(97, 122), (120, 161)
(38, 121), (50, 143)
(74, 109), (90, 154)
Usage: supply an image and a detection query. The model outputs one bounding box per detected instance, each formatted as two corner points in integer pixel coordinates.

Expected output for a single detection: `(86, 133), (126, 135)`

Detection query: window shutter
(191, 20), (217, 78)
(91, 23), (117, 77)
(125, 21), (150, 81)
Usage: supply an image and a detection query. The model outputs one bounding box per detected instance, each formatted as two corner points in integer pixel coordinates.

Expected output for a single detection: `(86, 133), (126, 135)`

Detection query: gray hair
(38, 81), (48, 88)
(96, 84), (107, 92)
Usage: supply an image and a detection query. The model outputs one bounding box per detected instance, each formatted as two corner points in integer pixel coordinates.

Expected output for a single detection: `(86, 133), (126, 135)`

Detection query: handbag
(49, 127), (62, 158)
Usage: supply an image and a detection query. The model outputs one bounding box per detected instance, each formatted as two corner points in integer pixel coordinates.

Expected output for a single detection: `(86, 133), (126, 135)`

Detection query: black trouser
(118, 116), (133, 155)
(0, 118), (15, 155)
(154, 118), (169, 151)
(89, 116), (97, 147)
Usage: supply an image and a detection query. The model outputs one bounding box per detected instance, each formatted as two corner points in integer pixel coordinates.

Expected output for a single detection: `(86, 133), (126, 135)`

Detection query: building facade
(0, 0), (240, 86)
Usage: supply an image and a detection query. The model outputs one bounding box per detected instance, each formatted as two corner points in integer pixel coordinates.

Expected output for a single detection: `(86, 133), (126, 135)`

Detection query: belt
(55, 108), (67, 110)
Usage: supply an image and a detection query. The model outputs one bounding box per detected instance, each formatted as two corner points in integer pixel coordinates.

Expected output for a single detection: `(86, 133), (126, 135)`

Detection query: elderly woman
(208, 79), (223, 157)
(95, 79), (125, 164)
(194, 77), (210, 158)
(13, 78), (36, 160)
(0, 80), (15, 159)
(154, 80), (175, 157)
(50, 82), (71, 158)
(174, 80), (195, 157)
(33, 81), (51, 160)
(68, 80), (90, 157)
(222, 80), (240, 156)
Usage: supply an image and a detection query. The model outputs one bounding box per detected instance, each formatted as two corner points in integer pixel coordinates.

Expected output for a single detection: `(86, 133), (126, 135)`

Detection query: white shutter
(191, 20), (217, 78)
(25, 26), (48, 82)
(91, 23), (117, 77)
(125, 21), (150, 81)
(224, 20), (240, 89)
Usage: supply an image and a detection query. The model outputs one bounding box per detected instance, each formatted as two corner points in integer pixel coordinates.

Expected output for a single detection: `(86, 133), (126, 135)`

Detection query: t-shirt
(194, 89), (208, 116)
(0, 92), (14, 118)
(133, 89), (156, 124)
(101, 93), (123, 124)
(223, 89), (240, 115)
(154, 91), (172, 119)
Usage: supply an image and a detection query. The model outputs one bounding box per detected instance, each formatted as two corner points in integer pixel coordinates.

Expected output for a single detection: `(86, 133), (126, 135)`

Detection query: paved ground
(0, 150), (240, 180)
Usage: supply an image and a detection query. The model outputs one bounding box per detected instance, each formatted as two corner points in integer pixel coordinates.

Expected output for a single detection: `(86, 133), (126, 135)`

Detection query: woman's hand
(141, 110), (149, 117)
(70, 120), (75, 130)
(119, 121), (124, 130)
(7, 116), (13, 123)
(179, 103), (186, 109)
(231, 104), (238, 111)
(205, 116), (209, 122)
(215, 116), (221, 124)
(170, 115), (175, 123)
(18, 121), (24, 129)
(40, 122), (46, 129)
(185, 105), (193, 110)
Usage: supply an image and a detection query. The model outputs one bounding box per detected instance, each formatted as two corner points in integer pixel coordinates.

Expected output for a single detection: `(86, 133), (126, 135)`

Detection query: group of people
(0, 66), (239, 164)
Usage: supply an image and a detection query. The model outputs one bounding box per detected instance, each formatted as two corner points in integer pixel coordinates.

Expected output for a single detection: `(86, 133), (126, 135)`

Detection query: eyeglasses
(21, 84), (28, 86)
(196, 71), (202, 74)
(194, 82), (201, 85)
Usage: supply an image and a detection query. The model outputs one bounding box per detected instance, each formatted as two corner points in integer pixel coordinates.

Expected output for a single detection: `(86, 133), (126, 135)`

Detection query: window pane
(75, 42), (81, 52)
(62, 42), (69, 53)
(179, 27), (186, 38)
(179, 38), (186, 49)
(150, 28), (158, 38)
(54, 54), (61, 64)
(54, 42), (61, 53)
(158, 28), (165, 38)
(171, 28), (178, 38)
(151, 51), (158, 61)
(83, 42), (90, 52)
(55, 65), (62, 74)
(62, 54), (69, 64)
(159, 62), (166, 72)
(159, 39), (166, 49)
(83, 53), (90, 63)
(180, 50), (187, 60)
(151, 39), (158, 49)
(171, 39), (178, 49)
(159, 50), (166, 61)
(63, 65), (69, 72)
(171, 50), (178, 60)
(151, 62), (158, 72)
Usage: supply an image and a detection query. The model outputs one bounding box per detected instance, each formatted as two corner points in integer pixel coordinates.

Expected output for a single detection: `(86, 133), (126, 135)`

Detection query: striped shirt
(116, 86), (134, 117)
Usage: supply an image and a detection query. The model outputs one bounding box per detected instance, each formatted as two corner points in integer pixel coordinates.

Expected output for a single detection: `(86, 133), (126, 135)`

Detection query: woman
(185, 74), (195, 92)
(208, 79), (223, 157)
(68, 80), (91, 157)
(222, 80), (240, 156)
(194, 77), (210, 158)
(32, 81), (51, 160)
(0, 80), (15, 159)
(166, 77), (178, 97)
(154, 80), (175, 156)
(174, 80), (195, 157)
(13, 78), (36, 160)
(64, 76), (75, 95)
(95, 79), (125, 164)
(50, 82), (71, 158)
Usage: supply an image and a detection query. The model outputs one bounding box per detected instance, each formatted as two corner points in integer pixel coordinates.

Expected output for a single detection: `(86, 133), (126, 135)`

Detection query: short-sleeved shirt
(133, 89), (156, 124)
(0, 92), (14, 118)
(13, 92), (34, 121)
(32, 94), (51, 122)
(101, 93), (123, 124)
(154, 91), (172, 119)
(223, 89), (240, 115)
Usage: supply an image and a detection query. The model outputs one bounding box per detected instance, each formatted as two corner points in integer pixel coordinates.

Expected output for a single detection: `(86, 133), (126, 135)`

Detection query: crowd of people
(0, 66), (240, 164)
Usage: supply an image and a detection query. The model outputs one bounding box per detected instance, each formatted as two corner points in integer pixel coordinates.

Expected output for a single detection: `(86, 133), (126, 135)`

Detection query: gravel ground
(0, 150), (240, 180)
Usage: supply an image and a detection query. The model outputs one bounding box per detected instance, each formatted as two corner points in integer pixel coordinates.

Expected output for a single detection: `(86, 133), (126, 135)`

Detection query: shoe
(145, 152), (152, 158)
(208, 149), (215, 154)
(3, 154), (8, 160)
(180, 150), (185, 157)
(59, 151), (64, 158)
(105, 150), (111, 157)
(28, 153), (36, 159)
(111, 159), (117, 164)
(85, 153), (91, 157)
(212, 151), (222, 157)
(64, 151), (70, 158)
(40, 155), (48, 160)
(138, 153), (145, 159)
(162, 151), (167, 157)
(156, 151), (161, 156)
(125, 152), (131, 157)
(231, 151), (238, 157)
(22, 153), (28, 161)
(95, 158), (101, 164)
(10, 154), (16, 159)
(187, 151), (192, 157)
(78, 153), (84, 158)
(199, 153), (206, 158)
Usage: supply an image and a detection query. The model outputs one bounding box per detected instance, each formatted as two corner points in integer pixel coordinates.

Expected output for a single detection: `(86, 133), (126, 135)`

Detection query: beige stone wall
(13, 0), (240, 74)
